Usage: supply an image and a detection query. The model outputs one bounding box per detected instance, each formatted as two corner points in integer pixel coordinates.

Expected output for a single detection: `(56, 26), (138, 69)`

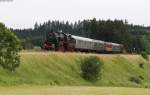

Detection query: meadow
(0, 86), (150, 95)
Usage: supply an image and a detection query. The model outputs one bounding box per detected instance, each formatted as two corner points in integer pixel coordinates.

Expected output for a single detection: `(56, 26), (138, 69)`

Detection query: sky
(0, 0), (150, 29)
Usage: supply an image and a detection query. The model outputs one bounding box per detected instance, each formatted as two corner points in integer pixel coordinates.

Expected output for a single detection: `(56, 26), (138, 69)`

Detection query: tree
(34, 22), (39, 30)
(140, 36), (150, 53)
(0, 23), (21, 72)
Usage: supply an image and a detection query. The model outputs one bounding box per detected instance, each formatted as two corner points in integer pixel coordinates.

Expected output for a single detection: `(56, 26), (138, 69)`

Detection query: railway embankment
(0, 52), (150, 88)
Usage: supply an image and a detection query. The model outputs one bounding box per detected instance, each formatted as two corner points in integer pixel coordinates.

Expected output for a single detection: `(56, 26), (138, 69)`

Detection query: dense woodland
(12, 18), (150, 53)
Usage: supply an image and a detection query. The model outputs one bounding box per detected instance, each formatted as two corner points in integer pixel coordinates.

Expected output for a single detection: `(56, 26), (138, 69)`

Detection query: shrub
(139, 75), (144, 80)
(129, 76), (142, 84)
(81, 56), (104, 81)
(141, 52), (149, 60)
(139, 63), (144, 69)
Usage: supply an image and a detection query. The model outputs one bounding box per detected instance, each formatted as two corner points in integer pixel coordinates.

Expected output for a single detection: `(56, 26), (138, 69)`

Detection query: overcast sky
(0, 0), (150, 29)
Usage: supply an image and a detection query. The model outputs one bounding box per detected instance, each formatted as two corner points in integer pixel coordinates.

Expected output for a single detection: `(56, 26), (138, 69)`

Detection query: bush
(139, 63), (144, 69)
(129, 76), (142, 84)
(139, 75), (144, 80)
(81, 56), (103, 81)
(0, 23), (21, 72)
(141, 52), (149, 60)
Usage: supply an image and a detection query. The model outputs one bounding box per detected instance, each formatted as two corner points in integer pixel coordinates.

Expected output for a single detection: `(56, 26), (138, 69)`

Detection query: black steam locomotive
(43, 31), (124, 53)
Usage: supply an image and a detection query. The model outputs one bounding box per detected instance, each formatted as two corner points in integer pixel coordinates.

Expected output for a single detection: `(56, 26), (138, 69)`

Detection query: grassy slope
(0, 52), (150, 87)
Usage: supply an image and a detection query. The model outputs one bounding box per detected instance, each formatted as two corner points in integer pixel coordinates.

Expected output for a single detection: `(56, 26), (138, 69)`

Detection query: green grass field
(0, 86), (150, 95)
(0, 52), (150, 88)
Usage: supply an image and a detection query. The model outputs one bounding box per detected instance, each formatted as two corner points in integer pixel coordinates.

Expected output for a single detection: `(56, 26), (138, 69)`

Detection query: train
(43, 31), (124, 53)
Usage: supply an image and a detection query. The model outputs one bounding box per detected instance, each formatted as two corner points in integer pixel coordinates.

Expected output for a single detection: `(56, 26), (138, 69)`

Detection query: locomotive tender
(44, 31), (123, 53)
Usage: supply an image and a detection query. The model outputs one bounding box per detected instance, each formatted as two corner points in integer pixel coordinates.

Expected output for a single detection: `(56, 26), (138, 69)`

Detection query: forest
(12, 18), (150, 53)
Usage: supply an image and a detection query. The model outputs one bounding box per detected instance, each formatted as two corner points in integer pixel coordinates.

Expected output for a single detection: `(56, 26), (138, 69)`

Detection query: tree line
(12, 18), (150, 53)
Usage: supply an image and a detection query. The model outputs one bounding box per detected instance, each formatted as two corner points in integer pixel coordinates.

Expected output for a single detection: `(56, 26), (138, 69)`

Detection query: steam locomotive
(43, 31), (124, 53)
